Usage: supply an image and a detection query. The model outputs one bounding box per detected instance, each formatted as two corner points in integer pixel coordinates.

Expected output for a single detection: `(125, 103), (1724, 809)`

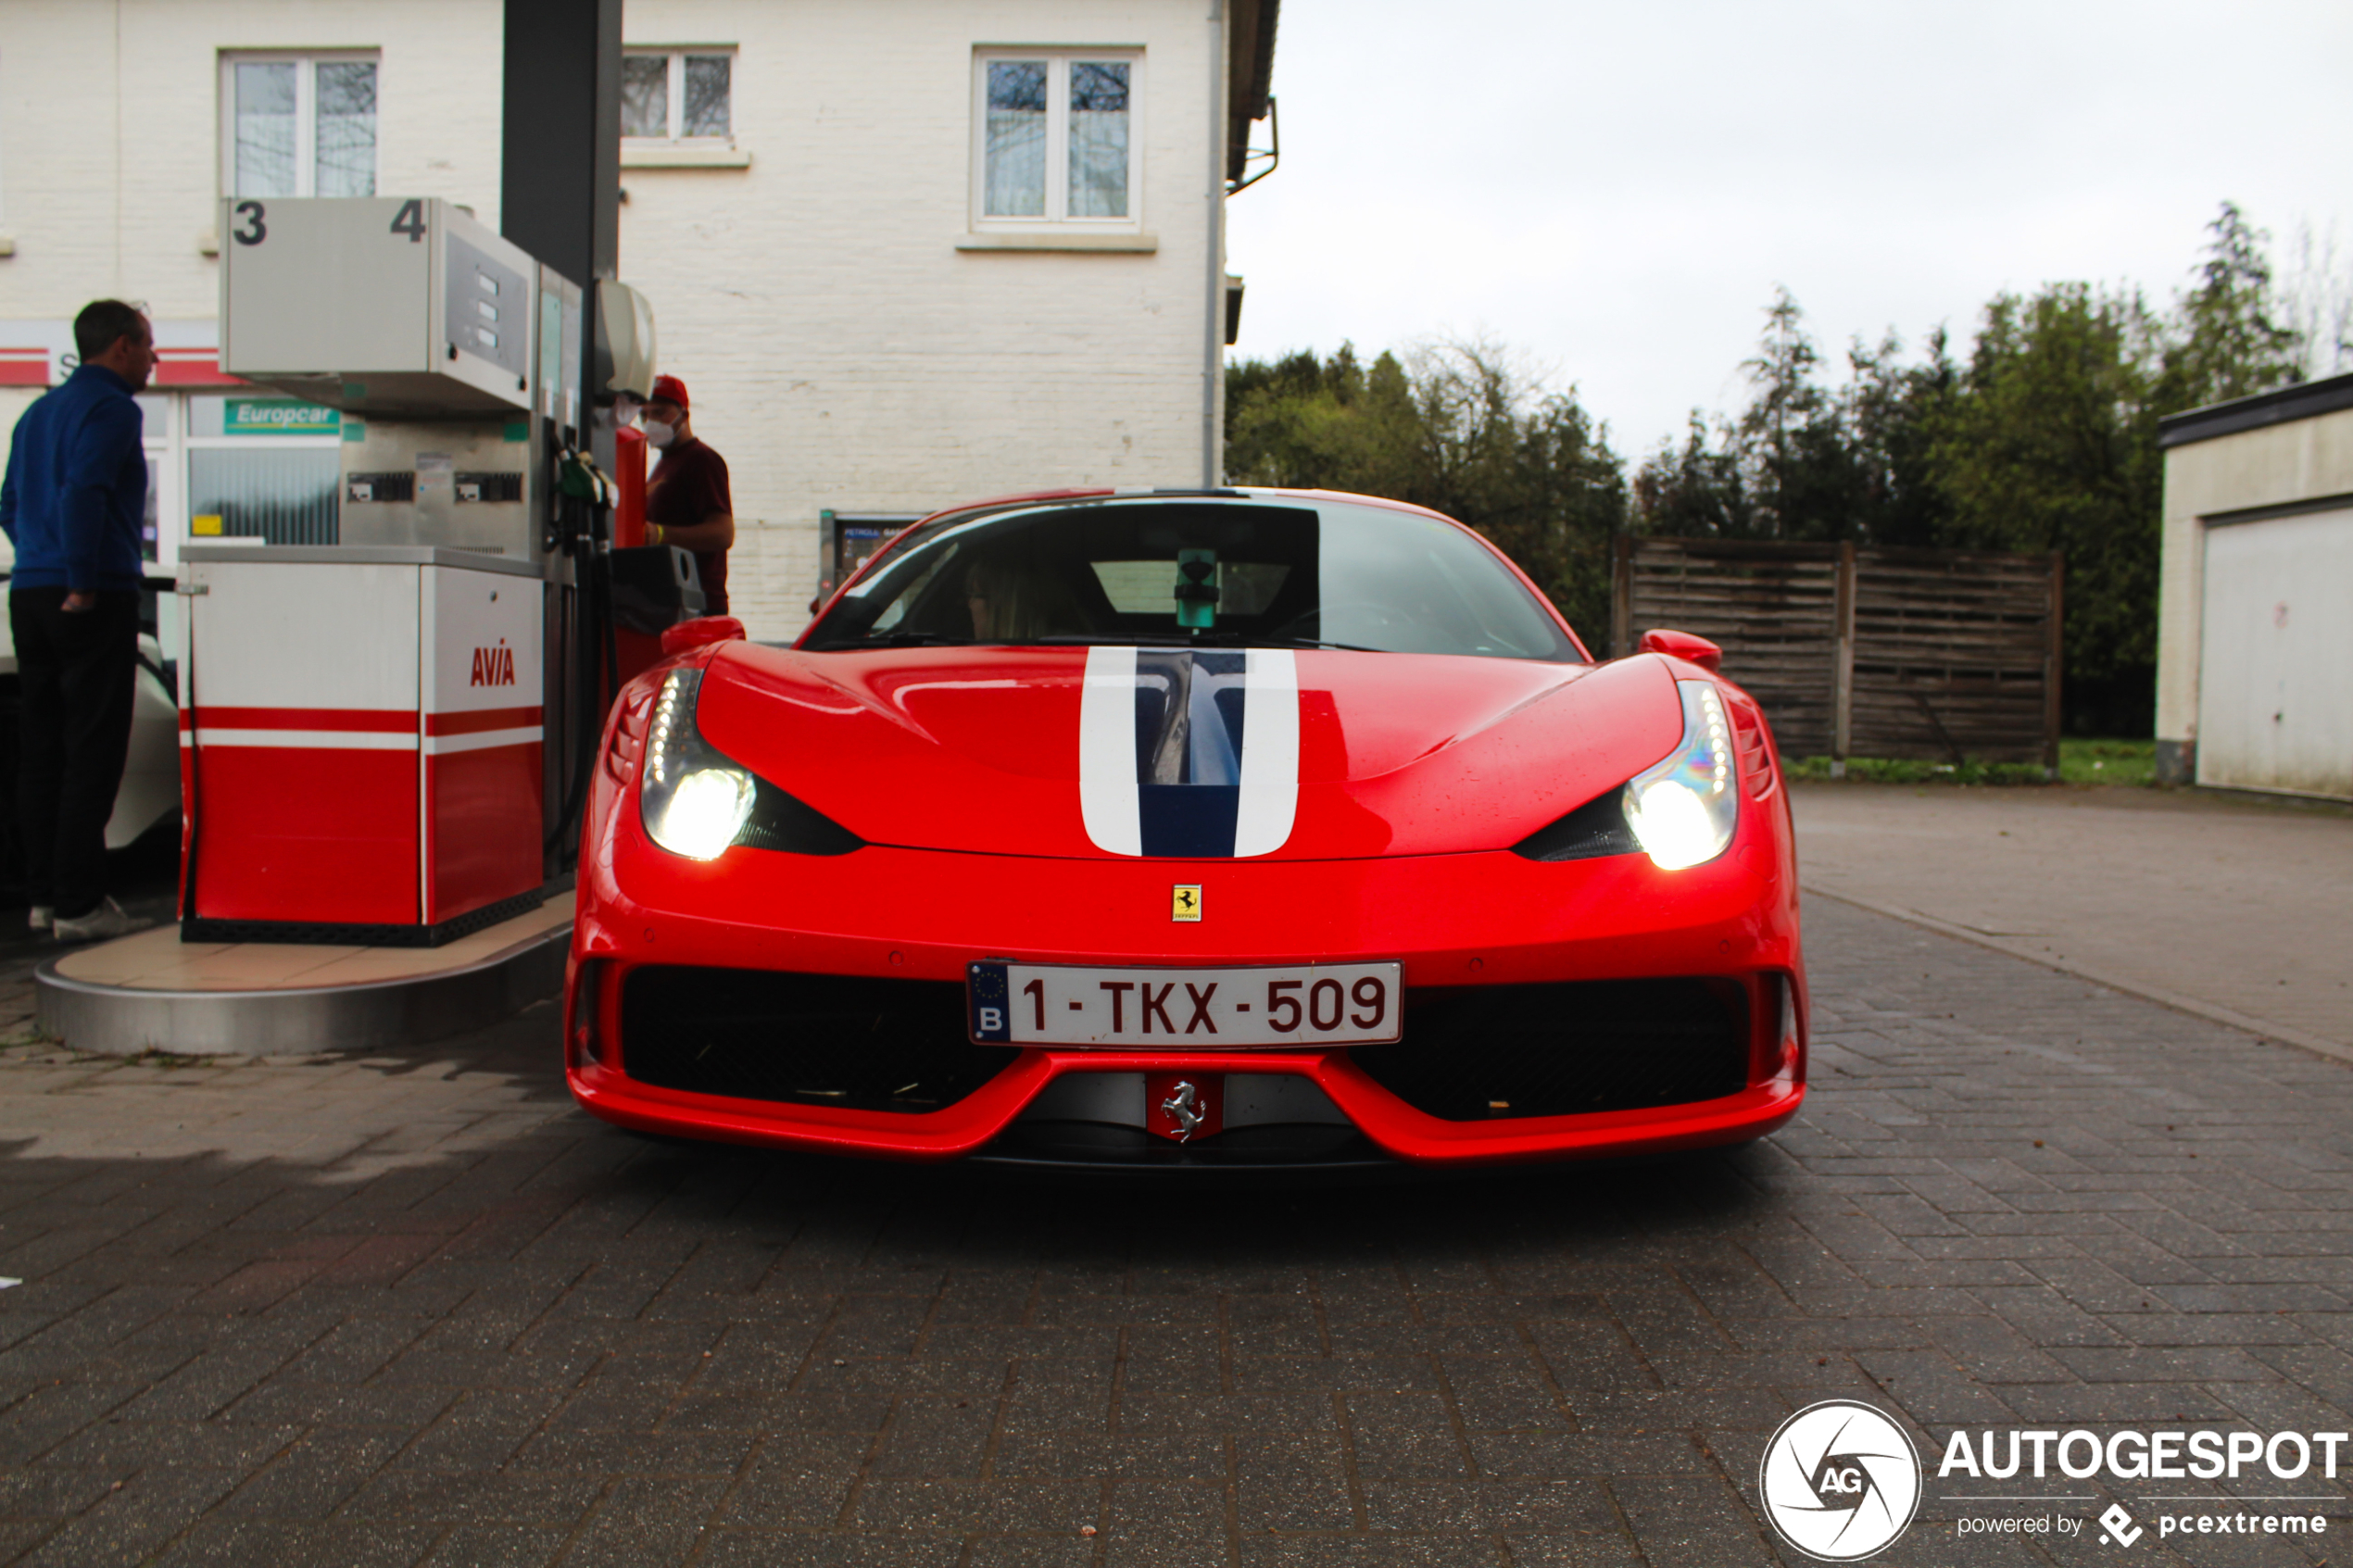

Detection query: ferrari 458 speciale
(565, 488), (1805, 1170)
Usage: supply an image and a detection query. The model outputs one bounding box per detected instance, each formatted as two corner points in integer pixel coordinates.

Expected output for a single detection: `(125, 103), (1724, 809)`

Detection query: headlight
(1622, 680), (1738, 870)
(640, 668), (757, 859)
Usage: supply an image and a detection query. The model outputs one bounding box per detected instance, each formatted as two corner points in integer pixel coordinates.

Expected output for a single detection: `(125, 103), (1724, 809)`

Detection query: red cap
(648, 373), (689, 410)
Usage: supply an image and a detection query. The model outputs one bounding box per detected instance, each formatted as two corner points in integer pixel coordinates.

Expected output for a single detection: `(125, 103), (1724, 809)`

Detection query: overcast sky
(1224, 0), (2353, 459)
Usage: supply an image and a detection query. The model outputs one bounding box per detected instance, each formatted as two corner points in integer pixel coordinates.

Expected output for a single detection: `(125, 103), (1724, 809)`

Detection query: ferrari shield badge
(1172, 884), (1202, 922)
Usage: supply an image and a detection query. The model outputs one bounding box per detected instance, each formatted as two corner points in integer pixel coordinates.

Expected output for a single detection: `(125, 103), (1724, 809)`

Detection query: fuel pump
(185, 196), (685, 945)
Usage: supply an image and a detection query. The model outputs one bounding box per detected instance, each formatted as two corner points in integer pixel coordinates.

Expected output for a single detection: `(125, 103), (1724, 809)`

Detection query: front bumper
(566, 828), (1806, 1169)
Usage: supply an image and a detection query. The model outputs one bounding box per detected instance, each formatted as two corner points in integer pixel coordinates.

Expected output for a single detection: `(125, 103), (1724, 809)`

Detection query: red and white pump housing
(178, 545), (545, 942)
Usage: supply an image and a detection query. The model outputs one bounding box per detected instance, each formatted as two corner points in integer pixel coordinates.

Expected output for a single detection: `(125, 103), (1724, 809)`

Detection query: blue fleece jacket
(0, 363), (147, 594)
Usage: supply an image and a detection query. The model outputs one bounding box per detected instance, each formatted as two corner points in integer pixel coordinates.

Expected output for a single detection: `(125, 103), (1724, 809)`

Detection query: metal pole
(1609, 533), (1632, 659)
(1202, 0), (1227, 488)
(1831, 540), (1856, 775)
(2045, 551), (2066, 778)
(501, 0), (621, 877)
(501, 0), (622, 449)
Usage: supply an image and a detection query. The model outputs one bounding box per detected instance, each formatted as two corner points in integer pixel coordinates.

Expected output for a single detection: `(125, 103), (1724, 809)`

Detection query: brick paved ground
(0, 899), (2345, 1564)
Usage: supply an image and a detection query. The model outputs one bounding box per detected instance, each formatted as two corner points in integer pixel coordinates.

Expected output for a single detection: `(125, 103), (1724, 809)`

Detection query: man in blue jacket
(0, 300), (158, 942)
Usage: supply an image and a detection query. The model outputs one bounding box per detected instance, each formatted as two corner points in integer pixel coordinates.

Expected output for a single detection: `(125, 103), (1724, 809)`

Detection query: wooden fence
(1608, 537), (2063, 767)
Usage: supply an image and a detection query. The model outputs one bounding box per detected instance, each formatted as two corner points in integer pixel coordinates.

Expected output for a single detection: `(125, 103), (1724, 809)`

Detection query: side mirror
(1639, 628), (1723, 672)
(661, 615), (747, 657)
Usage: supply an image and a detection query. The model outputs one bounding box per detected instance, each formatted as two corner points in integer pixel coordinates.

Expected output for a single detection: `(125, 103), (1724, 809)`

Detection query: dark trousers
(11, 589), (137, 920)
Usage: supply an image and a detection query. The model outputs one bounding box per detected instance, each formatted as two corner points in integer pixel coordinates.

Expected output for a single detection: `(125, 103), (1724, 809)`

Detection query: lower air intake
(621, 966), (1019, 1113)
(1352, 978), (1747, 1121)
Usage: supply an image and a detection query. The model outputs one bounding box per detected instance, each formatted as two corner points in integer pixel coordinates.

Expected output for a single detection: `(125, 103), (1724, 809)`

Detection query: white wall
(0, 0), (504, 322)
(2155, 404), (2353, 766)
(0, 0), (1230, 641)
(621, 0), (1224, 637)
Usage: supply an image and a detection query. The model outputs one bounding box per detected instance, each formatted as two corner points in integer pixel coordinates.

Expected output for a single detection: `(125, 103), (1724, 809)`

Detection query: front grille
(1353, 978), (1747, 1121)
(621, 965), (1019, 1113)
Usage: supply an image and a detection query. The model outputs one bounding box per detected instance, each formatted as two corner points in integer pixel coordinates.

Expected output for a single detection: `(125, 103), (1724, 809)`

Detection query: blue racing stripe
(1139, 784), (1240, 857)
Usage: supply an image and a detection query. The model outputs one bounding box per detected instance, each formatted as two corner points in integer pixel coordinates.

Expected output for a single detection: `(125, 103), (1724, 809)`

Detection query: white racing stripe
(1079, 645), (1301, 858)
(1078, 646), (1141, 856)
(1234, 647), (1299, 856)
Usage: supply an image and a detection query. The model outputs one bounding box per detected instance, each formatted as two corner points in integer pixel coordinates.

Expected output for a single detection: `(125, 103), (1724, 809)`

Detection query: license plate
(968, 960), (1403, 1047)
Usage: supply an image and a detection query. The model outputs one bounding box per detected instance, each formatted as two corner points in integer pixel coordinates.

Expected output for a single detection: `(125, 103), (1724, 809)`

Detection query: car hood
(693, 644), (1686, 859)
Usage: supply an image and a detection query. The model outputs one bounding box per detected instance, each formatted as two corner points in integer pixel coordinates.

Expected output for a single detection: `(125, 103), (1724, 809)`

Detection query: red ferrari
(565, 489), (1805, 1170)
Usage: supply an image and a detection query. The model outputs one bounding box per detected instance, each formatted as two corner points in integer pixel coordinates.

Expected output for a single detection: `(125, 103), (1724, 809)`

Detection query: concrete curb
(32, 923), (569, 1057)
(1803, 883), (2353, 1070)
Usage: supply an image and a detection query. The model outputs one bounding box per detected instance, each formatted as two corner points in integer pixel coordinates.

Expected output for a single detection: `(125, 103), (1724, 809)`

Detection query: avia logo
(2098, 1504), (2144, 1547)
(470, 640), (516, 688)
(1759, 1400), (1921, 1561)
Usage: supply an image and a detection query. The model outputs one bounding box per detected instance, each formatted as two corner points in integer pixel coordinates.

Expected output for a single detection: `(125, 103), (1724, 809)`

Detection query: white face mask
(643, 416), (677, 448)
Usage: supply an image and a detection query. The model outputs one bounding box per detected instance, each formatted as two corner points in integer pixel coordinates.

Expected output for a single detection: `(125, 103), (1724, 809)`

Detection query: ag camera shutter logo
(1759, 1399), (1922, 1561)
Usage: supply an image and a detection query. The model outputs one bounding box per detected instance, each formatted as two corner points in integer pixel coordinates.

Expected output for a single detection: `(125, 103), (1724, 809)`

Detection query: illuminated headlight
(640, 668), (757, 859)
(1622, 680), (1738, 870)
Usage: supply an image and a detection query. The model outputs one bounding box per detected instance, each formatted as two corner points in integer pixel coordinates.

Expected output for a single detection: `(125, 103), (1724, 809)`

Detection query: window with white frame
(623, 48), (736, 143)
(975, 51), (1140, 228)
(220, 53), (379, 198)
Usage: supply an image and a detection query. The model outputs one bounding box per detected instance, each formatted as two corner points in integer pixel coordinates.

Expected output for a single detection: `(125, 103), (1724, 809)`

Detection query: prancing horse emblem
(1159, 1080), (1206, 1141)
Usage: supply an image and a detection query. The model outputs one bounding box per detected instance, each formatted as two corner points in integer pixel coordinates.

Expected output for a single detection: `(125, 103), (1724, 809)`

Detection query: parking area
(0, 790), (2345, 1563)
(1791, 780), (2353, 1059)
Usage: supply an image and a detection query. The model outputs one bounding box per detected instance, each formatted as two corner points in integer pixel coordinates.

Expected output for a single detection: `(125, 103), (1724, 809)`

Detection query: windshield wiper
(1009, 633), (1389, 654)
(844, 631), (967, 647)
(1265, 636), (1384, 653)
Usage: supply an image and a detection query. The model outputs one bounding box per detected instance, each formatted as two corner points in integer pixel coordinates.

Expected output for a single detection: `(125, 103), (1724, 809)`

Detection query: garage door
(2196, 507), (2353, 798)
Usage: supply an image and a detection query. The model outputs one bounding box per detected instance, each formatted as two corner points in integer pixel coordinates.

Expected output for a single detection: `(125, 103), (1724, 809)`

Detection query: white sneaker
(27, 907), (52, 933)
(51, 898), (155, 945)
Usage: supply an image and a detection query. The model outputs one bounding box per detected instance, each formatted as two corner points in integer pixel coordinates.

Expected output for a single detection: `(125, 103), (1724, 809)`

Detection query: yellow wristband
(647, 523), (662, 546)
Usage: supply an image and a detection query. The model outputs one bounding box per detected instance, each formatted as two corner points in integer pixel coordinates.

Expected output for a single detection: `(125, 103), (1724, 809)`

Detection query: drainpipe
(1202, 0), (1227, 488)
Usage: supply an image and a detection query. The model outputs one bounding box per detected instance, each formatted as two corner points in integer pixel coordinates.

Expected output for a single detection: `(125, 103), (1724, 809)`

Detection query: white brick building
(0, 0), (1278, 639)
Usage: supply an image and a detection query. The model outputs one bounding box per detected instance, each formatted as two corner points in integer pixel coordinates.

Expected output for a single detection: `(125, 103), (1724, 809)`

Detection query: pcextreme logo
(1759, 1400), (1923, 1561)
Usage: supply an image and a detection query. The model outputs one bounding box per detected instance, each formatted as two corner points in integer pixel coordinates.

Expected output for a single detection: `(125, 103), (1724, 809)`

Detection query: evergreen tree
(2158, 202), (2305, 411)
(1631, 414), (1753, 539)
(1840, 328), (1956, 548)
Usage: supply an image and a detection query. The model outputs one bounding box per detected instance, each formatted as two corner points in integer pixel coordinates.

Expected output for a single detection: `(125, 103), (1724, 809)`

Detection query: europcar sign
(222, 397), (339, 435)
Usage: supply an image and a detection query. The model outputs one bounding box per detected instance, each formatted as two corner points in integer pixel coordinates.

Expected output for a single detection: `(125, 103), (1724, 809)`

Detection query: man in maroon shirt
(638, 374), (733, 614)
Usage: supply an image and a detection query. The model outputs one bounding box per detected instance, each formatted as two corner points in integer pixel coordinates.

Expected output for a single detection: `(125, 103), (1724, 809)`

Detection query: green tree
(1631, 413), (1754, 539)
(1223, 339), (1628, 637)
(1734, 287), (1866, 541)
(1926, 282), (2164, 730)
(2158, 201), (2305, 412)
(1635, 292), (1935, 546)
(1839, 327), (1956, 548)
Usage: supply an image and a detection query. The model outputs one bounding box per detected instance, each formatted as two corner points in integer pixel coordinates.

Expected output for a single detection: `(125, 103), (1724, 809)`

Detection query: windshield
(801, 496), (1582, 661)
